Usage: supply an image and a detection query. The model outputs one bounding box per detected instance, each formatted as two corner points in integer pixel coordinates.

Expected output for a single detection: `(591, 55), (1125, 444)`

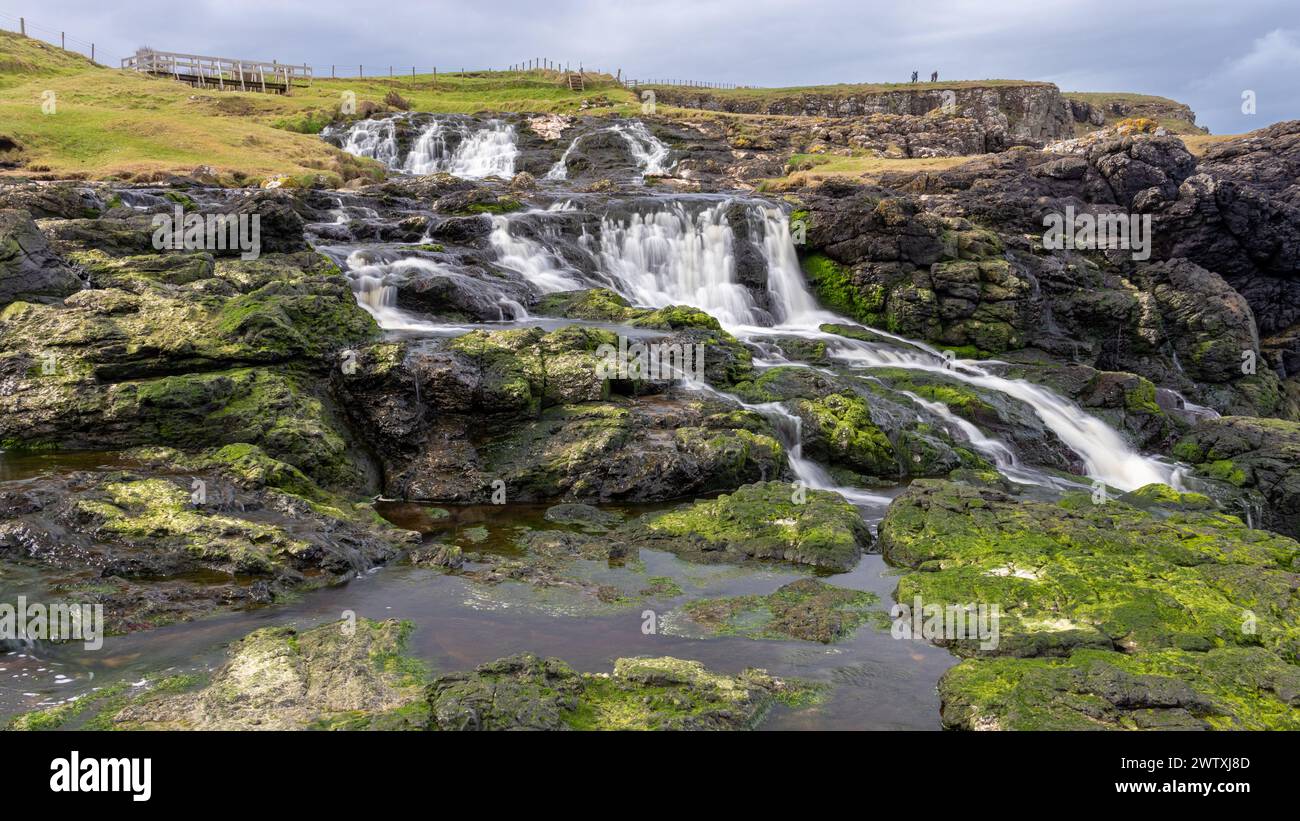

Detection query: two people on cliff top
(911, 71), (939, 82)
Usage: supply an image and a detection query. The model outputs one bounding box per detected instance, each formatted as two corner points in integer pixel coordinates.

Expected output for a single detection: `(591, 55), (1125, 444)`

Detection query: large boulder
(0, 208), (80, 304)
(1174, 416), (1300, 538)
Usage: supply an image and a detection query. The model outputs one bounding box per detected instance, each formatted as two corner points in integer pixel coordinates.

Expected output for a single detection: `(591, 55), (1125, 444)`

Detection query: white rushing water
(546, 120), (673, 180)
(340, 118), (399, 168)
(488, 216), (584, 293)
(559, 199), (1177, 491)
(345, 250), (526, 330)
(596, 202), (760, 327)
(337, 194), (1181, 495)
(444, 120), (519, 178)
(340, 116), (518, 179)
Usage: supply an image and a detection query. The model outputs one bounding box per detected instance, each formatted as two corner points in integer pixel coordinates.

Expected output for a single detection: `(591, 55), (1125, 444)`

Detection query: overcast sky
(4, 0), (1296, 133)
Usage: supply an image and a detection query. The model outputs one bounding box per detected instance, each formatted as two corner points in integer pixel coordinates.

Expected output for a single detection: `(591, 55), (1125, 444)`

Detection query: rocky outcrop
(333, 328), (786, 503)
(8, 618), (820, 731)
(0, 448), (411, 633)
(1064, 93), (1206, 135)
(1174, 416), (1300, 537)
(796, 127), (1297, 419)
(628, 480), (872, 571)
(653, 83), (1076, 147)
(0, 208), (81, 304)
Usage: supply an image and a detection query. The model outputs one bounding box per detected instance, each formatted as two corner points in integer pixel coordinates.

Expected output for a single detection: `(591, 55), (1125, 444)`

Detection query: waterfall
(751, 401), (895, 507)
(586, 199), (1178, 492)
(596, 202), (760, 327)
(337, 193), (1183, 495)
(446, 119), (519, 178)
(618, 120), (673, 176)
(403, 119), (456, 174)
(338, 116), (517, 178)
(344, 251), (527, 331)
(896, 390), (1050, 487)
(546, 120), (674, 180)
(754, 205), (828, 325)
(545, 134), (582, 181)
(488, 216), (584, 293)
(340, 118), (398, 168)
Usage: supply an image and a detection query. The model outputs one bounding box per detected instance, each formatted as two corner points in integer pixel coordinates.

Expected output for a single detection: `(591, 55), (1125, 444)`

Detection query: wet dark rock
(0, 182), (102, 219)
(1174, 416), (1300, 538)
(543, 502), (624, 532)
(0, 208), (81, 303)
(0, 455), (410, 634)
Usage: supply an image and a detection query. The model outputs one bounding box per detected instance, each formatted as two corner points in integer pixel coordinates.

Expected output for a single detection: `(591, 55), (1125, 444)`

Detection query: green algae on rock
(939, 647), (1300, 731)
(7, 618), (429, 731)
(880, 479), (1300, 659)
(881, 477), (1300, 730)
(427, 652), (820, 730)
(0, 462), (412, 633)
(683, 577), (881, 643)
(637, 480), (871, 571)
(1174, 416), (1300, 538)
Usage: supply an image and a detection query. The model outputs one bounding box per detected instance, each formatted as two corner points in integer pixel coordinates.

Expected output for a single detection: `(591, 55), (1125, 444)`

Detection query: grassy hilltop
(0, 30), (637, 183)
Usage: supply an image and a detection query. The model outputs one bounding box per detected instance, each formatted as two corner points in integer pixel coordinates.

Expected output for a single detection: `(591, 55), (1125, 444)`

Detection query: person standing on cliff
(931, 70), (938, 82)
(911, 70), (918, 83)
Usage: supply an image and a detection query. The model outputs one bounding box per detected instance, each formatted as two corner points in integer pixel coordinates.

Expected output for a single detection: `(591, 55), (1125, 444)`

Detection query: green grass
(0, 30), (637, 182)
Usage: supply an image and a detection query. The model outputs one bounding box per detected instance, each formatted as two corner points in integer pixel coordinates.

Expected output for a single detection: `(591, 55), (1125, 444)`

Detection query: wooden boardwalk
(121, 50), (312, 94)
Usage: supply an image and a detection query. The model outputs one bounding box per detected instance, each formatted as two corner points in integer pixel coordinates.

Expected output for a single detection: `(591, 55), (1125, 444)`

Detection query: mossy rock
(427, 653), (820, 731)
(939, 647), (1300, 731)
(684, 577), (881, 643)
(880, 479), (1300, 659)
(795, 391), (897, 476)
(801, 252), (887, 327)
(8, 619), (429, 731)
(638, 480), (871, 571)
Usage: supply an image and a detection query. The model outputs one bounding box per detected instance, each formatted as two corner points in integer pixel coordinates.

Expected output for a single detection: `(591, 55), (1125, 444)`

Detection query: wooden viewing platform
(121, 50), (312, 94)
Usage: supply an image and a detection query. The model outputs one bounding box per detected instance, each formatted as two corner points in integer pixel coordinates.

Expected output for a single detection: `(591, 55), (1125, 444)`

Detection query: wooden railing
(121, 50), (312, 93)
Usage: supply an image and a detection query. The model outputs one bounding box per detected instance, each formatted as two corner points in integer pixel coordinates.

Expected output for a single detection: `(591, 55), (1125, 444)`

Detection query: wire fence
(0, 11), (118, 64)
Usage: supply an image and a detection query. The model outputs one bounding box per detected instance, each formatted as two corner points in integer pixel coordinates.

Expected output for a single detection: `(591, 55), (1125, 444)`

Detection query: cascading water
(337, 191), (1182, 496)
(582, 199), (1178, 492)
(340, 118), (399, 168)
(751, 401), (895, 507)
(546, 120), (674, 180)
(596, 202), (760, 327)
(402, 119), (456, 174)
(339, 116), (518, 179)
(897, 390), (1043, 485)
(618, 120), (673, 176)
(344, 250), (527, 331)
(444, 120), (519, 178)
(488, 215), (584, 293)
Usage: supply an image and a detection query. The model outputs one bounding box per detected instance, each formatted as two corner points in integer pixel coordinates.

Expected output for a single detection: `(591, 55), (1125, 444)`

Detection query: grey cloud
(10, 0), (1297, 133)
